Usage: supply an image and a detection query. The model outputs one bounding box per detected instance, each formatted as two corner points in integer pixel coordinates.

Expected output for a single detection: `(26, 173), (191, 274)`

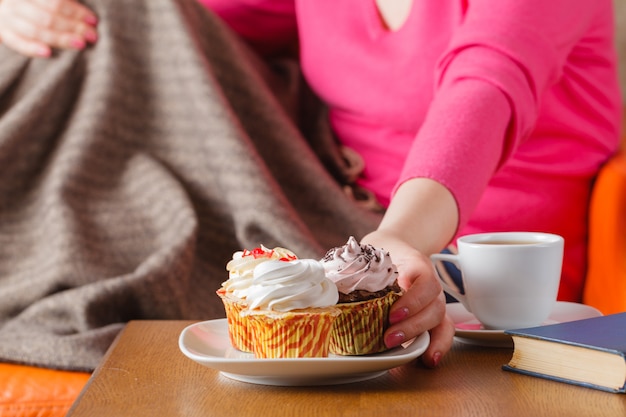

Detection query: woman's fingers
(384, 293), (454, 369)
(360, 231), (454, 366)
(0, 24), (52, 57)
(421, 314), (455, 368)
(384, 283), (446, 348)
(0, 0), (97, 57)
(32, 0), (98, 27)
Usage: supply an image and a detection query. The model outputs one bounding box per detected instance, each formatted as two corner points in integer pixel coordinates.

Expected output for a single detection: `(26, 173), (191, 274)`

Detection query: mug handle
(430, 253), (470, 311)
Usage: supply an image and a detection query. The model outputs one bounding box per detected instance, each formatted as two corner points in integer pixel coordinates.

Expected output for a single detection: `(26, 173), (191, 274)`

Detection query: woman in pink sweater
(197, 0), (622, 357)
(2, 0), (620, 367)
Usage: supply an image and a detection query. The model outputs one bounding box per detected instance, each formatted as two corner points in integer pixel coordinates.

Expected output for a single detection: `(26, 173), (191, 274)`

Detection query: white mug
(431, 232), (564, 330)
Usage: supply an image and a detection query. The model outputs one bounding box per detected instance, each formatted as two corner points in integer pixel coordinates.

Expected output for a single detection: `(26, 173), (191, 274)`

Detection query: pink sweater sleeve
(395, 0), (613, 230)
(197, 0), (297, 55)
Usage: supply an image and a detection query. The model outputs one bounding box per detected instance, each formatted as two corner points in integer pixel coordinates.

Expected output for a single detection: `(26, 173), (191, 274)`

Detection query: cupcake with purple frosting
(320, 236), (403, 355)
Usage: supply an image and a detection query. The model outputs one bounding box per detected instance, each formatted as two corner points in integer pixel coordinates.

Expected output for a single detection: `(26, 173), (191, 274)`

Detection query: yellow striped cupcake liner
(217, 290), (254, 353)
(330, 291), (402, 355)
(245, 308), (340, 358)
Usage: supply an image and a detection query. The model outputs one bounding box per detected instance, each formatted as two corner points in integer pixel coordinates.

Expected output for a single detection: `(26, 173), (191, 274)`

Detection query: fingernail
(385, 331), (405, 348)
(71, 38), (85, 49)
(36, 46), (51, 58)
(431, 351), (442, 367)
(85, 15), (98, 25)
(389, 307), (409, 324)
(84, 30), (98, 43)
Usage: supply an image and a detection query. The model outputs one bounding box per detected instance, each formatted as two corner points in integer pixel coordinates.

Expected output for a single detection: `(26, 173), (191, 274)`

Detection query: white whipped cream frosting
(245, 259), (339, 311)
(224, 245), (297, 298)
(320, 236), (398, 294)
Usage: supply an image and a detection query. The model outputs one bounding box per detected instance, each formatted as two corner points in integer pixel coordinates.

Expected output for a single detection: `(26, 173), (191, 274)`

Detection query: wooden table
(67, 320), (626, 417)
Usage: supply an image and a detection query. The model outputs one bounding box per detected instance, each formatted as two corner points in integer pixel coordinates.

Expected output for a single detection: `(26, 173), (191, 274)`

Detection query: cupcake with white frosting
(243, 259), (340, 358)
(217, 246), (297, 352)
(321, 236), (403, 355)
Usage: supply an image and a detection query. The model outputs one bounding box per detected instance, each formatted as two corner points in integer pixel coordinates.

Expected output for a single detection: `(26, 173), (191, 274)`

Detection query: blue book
(503, 312), (626, 393)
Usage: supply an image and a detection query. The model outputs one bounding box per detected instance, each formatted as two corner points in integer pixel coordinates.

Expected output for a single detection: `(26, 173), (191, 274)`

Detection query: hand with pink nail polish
(0, 0), (98, 58)
(362, 228), (455, 368)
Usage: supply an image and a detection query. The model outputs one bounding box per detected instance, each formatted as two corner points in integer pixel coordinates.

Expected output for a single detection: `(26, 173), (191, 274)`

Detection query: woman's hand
(0, 0), (98, 57)
(362, 230), (455, 368)
(362, 177), (459, 367)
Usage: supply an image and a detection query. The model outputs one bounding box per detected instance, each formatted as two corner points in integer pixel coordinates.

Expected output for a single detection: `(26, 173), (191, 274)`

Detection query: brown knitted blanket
(0, 0), (380, 371)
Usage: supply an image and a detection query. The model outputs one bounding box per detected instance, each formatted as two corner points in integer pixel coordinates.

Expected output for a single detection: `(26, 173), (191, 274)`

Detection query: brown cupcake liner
(330, 291), (402, 355)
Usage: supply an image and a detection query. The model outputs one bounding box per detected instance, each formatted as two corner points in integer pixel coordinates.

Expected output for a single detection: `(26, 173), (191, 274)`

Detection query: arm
(364, 0), (608, 365)
(361, 179), (460, 367)
(363, 81), (511, 367)
(399, 0), (608, 230)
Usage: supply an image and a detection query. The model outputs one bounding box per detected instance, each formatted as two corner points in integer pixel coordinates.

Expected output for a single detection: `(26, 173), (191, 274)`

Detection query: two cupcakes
(219, 237), (403, 358)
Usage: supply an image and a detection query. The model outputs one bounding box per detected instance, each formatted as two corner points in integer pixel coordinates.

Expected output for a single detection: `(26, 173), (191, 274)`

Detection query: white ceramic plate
(447, 301), (603, 347)
(178, 318), (429, 386)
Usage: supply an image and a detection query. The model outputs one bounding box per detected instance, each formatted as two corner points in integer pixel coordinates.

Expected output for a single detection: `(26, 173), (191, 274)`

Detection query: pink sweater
(199, 0), (622, 302)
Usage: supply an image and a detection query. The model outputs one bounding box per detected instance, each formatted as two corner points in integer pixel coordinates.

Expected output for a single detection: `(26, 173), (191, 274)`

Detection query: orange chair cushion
(0, 363), (90, 417)
(583, 149), (626, 314)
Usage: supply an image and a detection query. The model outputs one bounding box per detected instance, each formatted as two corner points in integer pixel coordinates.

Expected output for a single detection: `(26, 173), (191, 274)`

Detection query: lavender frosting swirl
(320, 236), (398, 294)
